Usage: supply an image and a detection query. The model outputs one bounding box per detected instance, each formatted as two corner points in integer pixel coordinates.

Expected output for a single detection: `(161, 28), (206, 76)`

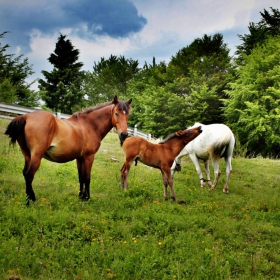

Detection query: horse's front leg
(189, 154), (205, 188)
(76, 158), (84, 198)
(120, 161), (133, 190)
(161, 169), (176, 201)
(77, 156), (94, 200)
(161, 171), (169, 200)
(171, 149), (187, 178)
(203, 160), (213, 188)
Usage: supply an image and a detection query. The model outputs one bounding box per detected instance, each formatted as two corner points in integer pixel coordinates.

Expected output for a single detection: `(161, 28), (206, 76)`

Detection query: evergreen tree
(0, 31), (38, 106)
(38, 34), (85, 114)
(236, 7), (280, 59)
(224, 35), (280, 157)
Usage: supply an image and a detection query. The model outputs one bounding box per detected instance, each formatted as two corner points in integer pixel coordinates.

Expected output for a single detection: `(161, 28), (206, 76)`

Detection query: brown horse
(5, 96), (132, 203)
(121, 126), (202, 201)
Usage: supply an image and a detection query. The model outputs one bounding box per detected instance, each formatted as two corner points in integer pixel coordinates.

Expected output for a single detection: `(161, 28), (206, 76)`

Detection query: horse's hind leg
(76, 156), (94, 200)
(223, 156), (232, 194)
(23, 155), (42, 204)
(211, 159), (221, 190)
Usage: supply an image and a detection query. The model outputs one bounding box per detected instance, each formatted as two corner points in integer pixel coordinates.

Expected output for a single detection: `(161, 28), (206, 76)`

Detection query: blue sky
(1, 0), (279, 90)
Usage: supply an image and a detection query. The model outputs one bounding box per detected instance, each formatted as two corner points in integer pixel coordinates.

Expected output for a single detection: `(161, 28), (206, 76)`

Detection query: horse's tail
(206, 132), (233, 160)
(5, 116), (26, 145)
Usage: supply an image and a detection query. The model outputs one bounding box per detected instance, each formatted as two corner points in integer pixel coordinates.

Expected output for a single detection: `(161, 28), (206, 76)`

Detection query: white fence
(0, 102), (70, 119)
(0, 102), (151, 140)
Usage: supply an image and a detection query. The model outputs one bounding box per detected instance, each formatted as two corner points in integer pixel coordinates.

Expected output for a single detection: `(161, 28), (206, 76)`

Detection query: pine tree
(38, 34), (85, 114)
(236, 7), (280, 59)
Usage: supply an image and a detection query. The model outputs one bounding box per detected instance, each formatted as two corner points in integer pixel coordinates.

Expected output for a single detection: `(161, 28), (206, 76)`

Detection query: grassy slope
(0, 117), (280, 279)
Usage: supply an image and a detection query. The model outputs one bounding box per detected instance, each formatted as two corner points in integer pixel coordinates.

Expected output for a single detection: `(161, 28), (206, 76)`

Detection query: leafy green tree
(224, 35), (280, 157)
(0, 31), (38, 106)
(131, 75), (220, 137)
(236, 7), (280, 59)
(38, 34), (85, 114)
(127, 35), (232, 136)
(134, 86), (187, 137)
(85, 55), (140, 104)
(167, 33), (232, 123)
(126, 58), (169, 128)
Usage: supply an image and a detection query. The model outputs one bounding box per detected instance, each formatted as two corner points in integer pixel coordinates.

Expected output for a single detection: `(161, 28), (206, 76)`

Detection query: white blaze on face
(123, 111), (126, 114)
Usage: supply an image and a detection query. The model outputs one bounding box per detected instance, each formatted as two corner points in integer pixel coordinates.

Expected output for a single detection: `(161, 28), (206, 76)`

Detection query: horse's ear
(127, 98), (132, 105)
(113, 96), (118, 105)
(175, 130), (183, 137)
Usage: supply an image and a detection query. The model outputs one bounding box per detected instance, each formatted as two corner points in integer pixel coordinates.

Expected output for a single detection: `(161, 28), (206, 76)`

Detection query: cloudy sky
(1, 0), (279, 90)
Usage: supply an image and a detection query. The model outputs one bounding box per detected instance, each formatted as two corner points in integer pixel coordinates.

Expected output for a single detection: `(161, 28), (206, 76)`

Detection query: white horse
(171, 123), (235, 193)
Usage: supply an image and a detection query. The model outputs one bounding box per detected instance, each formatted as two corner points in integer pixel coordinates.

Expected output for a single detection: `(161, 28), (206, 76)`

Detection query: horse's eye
(115, 112), (119, 117)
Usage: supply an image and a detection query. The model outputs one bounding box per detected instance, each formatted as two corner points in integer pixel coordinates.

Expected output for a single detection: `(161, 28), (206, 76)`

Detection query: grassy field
(0, 117), (280, 280)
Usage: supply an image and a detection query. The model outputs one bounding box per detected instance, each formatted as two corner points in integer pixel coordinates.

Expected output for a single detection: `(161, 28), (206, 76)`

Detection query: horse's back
(24, 110), (58, 138)
(187, 123), (235, 159)
(122, 136), (148, 151)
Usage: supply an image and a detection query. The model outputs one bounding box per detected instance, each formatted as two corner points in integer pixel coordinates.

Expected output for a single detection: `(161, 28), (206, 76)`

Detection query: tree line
(1, 7), (280, 157)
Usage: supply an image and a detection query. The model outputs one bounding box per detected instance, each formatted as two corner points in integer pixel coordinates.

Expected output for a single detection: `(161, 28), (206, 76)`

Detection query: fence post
(134, 125), (138, 136)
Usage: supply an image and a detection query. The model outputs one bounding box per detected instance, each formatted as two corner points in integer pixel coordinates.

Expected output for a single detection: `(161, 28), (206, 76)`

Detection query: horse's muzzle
(119, 132), (129, 146)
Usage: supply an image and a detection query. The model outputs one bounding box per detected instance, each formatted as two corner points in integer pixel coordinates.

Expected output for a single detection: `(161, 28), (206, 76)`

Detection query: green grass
(1, 117), (280, 279)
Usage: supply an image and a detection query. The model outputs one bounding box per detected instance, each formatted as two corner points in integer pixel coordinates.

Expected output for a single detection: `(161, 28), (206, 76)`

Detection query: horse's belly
(43, 145), (78, 163)
(195, 151), (209, 161)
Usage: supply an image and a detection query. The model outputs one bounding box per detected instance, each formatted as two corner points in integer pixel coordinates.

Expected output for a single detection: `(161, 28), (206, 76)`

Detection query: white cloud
(23, 0), (280, 90)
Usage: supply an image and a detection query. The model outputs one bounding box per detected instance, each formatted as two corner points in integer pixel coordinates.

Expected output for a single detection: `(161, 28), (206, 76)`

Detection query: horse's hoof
(178, 200), (186, 205)
(80, 194), (89, 201)
(26, 195), (36, 205)
(223, 189), (229, 194)
(26, 198), (35, 206)
(175, 163), (181, 172)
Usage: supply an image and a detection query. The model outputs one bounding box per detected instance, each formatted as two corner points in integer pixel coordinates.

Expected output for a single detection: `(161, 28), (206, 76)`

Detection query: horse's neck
(164, 138), (186, 156)
(87, 106), (113, 139)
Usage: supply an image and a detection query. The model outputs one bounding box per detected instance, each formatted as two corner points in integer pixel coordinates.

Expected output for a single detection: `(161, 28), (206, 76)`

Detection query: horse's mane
(72, 99), (130, 118)
(158, 132), (177, 144)
(80, 101), (113, 114)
